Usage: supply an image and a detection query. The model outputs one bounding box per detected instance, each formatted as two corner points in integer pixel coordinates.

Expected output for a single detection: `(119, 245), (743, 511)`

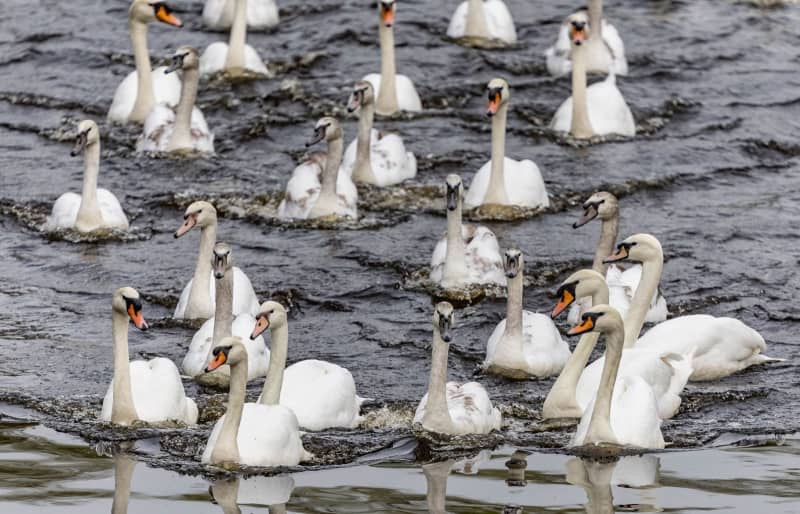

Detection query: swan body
(199, 0), (268, 77)
(175, 267), (259, 319)
(545, 7), (627, 77)
(202, 0), (279, 31)
(447, 0), (517, 45)
(108, 68), (181, 125)
(363, 73), (422, 114)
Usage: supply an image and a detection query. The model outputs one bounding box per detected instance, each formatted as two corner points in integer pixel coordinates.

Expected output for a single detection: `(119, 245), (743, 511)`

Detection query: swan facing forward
(203, 0), (278, 31)
(430, 175), (506, 289)
(100, 287), (198, 425)
(46, 120), (129, 233)
(200, 0), (268, 77)
(137, 47), (214, 154)
(447, 0), (517, 46)
(415, 302), (502, 435)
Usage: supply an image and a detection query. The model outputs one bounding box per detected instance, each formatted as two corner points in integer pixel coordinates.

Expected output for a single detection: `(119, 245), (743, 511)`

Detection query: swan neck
(260, 323), (288, 405)
(353, 101), (376, 183)
(623, 252), (663, 347)
(77, 142), (101, 223)
(570, 44), (593, 138)
(211, 480), (242, 514)
(111, 456), (136, 514)
(169, 67), (198, 151)
(377, 24), (398, 115)
(584, 326), (623, 445)
(188, 223), (216, 318)
(111, 309), (138, 424)
(589, 0), (604, 39)
(594, 215), (619, 274)
(443, 204), (467, 285)
(465, 0), (490, 39)
(423, 462), (450, 514)
(505, 269), (524, 340)
(319, 136), (343, 199)
(422, 329), (454, 430)
(212, 353), (248, 465)
(486, 105), (509, 204)
(225, 0), (247, 71)
(212, 268), (234, 345)
(129, 20), (153, 123)
(542, 332), (600, 418)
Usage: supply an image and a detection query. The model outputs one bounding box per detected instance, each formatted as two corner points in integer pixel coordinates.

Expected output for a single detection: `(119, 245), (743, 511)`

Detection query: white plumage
(199, 41), (268, 77)
(550, 72), (635, 137)
(46, 190), (129, 232)
(447, 0), (517, 44)
(277, 156), (358, 220)
(363, 73), (422, 113)
(545, 17), (627, 77)
(174, 267), (260, 319)
(464, 157), (549, 209)
(430, 225), (506, 287)
(341, 129), (417, 186)
(108, 68), (182, 124)
(202, 0), (279, 31)
(485, 311), (571, 378)
(414, 381), (502, 435)
(182, 314), (269, 380)
(136, 104), (215, 153)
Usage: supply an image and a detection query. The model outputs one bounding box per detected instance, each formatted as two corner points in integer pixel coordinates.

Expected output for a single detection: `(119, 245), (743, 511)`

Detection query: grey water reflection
(566, 455), (660, 514)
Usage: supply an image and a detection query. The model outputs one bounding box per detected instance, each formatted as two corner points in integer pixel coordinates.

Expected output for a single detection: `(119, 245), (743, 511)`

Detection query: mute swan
(251, 301), (366, 431)
(568, 191), (667, 324)
(464, 79), (549, 210)
(46, 120), (129, 233)
(173, 201), (260, 320)
(200, 0), (269, 78)
(100, 287), (198, 425)
(203, 0), (279, 31)
(549, 269), (692, 420)
(484, 248), (570, 378)
(182, 243), (269, 387)
(605, 233), (782, 380)
(447, 0), (517, 46)
(278, 117), (358, 220)
(430, 175), (506, 289)
(341, 80), (417, 186)
(545, 2), (627, 77)
(549, 17), (635, 138)
(201, 336), (311, 467)
(363, 1), (422, 115)
(414, 302), (502, 435)
(568, 305), (665, 449)
(136, 47), (214, 154)
(107, 0), (183, 124)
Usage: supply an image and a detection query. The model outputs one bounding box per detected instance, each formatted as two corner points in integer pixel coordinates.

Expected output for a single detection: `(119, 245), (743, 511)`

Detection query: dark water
(1, 0), (799, 508)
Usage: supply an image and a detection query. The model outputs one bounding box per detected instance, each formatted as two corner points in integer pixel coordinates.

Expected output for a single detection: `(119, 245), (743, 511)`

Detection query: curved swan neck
(111, 309), (138, 424)
(260, 323), (288, 405)
(168, 67), (198, 151)
(112, 456), (136, 514)
(584, 324), (623, 445)
(589, 0), (604, 40)
(623, 253), (663, 347)
(353, 101), (376, 183)
(594, 215), (619, 274)
(377, 23), (399, 115)
(76, 142), (102, 227)
(187, 223), (216, 318)
(442, 204), (467, 286)
(485, 103), (509, 204)
(211, 353), (248, 465)
(225, 0), (247, 71)
(212, 268), (234, 345)
(422, 328), (455, 431)
(129, 20), (154, 123)
(465, 0), (490, 39)
(570, 44), (593, 138)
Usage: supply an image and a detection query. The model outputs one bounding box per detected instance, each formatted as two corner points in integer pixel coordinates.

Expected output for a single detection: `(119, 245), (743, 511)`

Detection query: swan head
(306, 117), (342, 147)
(445, 174), (463, 211)
(113, 286), (149, 331)
(251, 301), (287, 339)
(174, 201), (217, 238)
(504, 248), (523, 279)
(604, 234), (663, 265)
(205, 336), (246, 372)
(433, 301), (454, 343)
(347, 81), (374, 113)
(486, 78), (509, 117)
(551, 269), (607, 318)
(378, 1), (396, 27)
(212, 242), (232, 279)
(573, 192), (619, 228)
(129, 0), (183, 27)
(568, 304), (623, 337)
(566, 12), (589, 46)
(165, 46), (200, 74)
(71, 120), (99, 157)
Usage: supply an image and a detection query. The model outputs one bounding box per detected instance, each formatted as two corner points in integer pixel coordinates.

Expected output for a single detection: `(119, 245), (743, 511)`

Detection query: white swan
(341, 80), (417, 186)
(447, 0), (517, 46)
(136, 47), (215, 154)
(173, 201), (260, 320)
(202, 0), (279, 31)
(363, 1), (422, 115)
(100, 287), (198, 425)
(201, 336), (311, 467)
(568, 305), (665, 449)
(430, 175), (506, 289)
(606, 233), (782, 380)
(414, 302), (502, 435)
(107, 0), (183, 124)
(182, 243), (269, 387)
(251, 302), (366, 431)
(464, 78), (549, 210)
(200, 0), (269, 78)
(278, 117), (358, 220)
(45, 120), (129, 233)
(545, 2), (627, 77)
(484, 248), (570, 378)
(549, 16), (635, 138)
(568, 191), (667, 324)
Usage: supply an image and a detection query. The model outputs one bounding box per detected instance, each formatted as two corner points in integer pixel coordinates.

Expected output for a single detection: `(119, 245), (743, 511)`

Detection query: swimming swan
(203, 0), (278, 31)
(447, 0), (517, 46)
(200, 0), (269, 77)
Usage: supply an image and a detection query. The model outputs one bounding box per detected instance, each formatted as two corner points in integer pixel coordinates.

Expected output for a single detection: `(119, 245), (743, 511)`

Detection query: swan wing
(463, 160), (493, 208)
(394, 74), (422, 112)
(503, 158), (549, 208)
(243, 44), (269, 75)
(334, 166), (359, 218)
(520, 311), (570, 377)
(278, 160), (323, 219)
(446, 381), (502, 434)
(601, 21), (628, 75)
(463, 225), (506, 285)
(137, 104), (175, 152)
(429, 234), (448, 283)
(280, 359), (361, 431)
(96, 189), (129, 230)
(545, 21), (572, 77)
(117, 358), (197, 424)
(199, 42), (230, 77)
(45, 192), (81, 230)
(585, 76), (636, 136)
(446, 2), (469, 38)
(231, 266), (260, 317)
(246, 0), (279, 29)
(107, 71), (138, 123)
(151, 66), (181, 107)
(371, 132), (417, 185)
(484, 0), (517, 44)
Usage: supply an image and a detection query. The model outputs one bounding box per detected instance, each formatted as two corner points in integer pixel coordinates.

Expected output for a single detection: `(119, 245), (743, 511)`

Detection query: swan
(363, 1), (422, 115)
(567, 305), (665, 449)
(605, 233), (782, 380)
(549, 16), (635, 138)
(107, 0), (183, 124)
(548, 269), (692, 420)
(483, 248), (570, 378)
(200, 0), (269, 78)
(182, 243), (269, 387)
(278, 117), (358, 220)
(341, 80), (417, 186)
(447, 0), (517, 46)
(568, 191), (667, 324)
(173, 201), (260, 320)
(545, 2), (627, 77)
(45, 120), (129, 233)
(202, 0), (279, 31)
(414, 302), (502, 435)
(201, 336), (311, 467)
(100, 287), (198, 425)
(464, 78), (549, 210)
(136, 47), (215, 154)
(251, 301), (366, 431)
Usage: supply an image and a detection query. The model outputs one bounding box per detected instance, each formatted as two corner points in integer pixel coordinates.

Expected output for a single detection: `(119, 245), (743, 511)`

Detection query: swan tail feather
(753, 353), (786, 363)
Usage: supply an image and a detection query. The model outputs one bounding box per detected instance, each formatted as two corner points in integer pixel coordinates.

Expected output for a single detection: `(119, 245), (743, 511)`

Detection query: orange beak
(205, 351), (227, 372)
(155, 5), (183, 27)
(250, 316), (269, 340)
(570, 27), (586, 45)
(551, 290), (575, 319)
(487, 95), (500, 116)
(127, 304), (149, 331)
(604, 246), (629, 264)
(381, 5), (395, 26)
(174, 214), (196, 238)
(568, 317), (594, 336)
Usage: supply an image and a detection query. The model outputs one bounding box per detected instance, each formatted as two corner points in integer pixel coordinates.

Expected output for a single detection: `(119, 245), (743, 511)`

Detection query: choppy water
(1, 0), (799, 511)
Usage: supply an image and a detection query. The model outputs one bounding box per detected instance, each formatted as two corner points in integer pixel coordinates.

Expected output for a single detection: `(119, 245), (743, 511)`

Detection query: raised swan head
(174, 201), (217, 238)
(112, 286), (149, 331)
(129, 0), (183, 27)
(573, 191), (619, 228)
(251, 301), (288, 339)
(71, 120), (100, 156)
